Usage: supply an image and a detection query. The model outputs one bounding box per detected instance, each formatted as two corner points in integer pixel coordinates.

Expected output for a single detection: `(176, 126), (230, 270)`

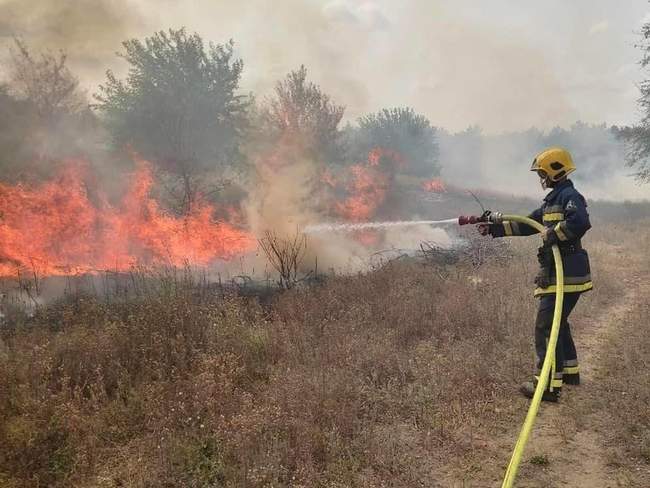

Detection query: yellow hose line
(499, 214), (565, 488)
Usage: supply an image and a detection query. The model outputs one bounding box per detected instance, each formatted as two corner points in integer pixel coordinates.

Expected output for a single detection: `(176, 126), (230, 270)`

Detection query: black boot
(563, 372), (580, 385)
(519, 381), (560, 402)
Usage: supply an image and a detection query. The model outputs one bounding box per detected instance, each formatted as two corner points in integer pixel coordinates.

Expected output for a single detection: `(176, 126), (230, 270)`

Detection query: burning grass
(0, 159), (254, 277)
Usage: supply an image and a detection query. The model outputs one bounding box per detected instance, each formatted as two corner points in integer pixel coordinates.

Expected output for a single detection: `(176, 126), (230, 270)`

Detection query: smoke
(438, 125), (650, 201)
(126, 0), (577, 131)
(242, 146), (452, 273)
(0, 0), (143, 82)
(0, 0), (618, 131)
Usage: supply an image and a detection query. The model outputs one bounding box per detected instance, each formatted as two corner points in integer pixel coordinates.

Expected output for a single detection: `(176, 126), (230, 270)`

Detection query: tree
(95, 28), (250, 212)
(9, 38), (86, 120)
(261, 65), (345, 163)
(618, 19), (650, 182)
(353, 107), (439, 178)
(2, 40), (95, 181)
(0, 84), (36, 178)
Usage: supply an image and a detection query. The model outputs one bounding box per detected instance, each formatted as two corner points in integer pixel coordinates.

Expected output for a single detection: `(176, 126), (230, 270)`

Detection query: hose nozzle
(458, 215), (481, 225)
(458, 210), (503, 225)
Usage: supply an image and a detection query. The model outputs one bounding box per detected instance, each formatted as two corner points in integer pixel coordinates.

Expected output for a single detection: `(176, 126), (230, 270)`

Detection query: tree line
(1, 27), (648, 216)
(0, 29), (440, 215)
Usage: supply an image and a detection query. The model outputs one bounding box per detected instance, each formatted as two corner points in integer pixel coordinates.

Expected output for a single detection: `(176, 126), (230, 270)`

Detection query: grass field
(0, 219), (648, 487)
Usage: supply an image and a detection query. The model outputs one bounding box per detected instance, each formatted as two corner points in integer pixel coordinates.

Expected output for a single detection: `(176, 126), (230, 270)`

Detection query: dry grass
(0, 249), (540, 487)
(0, 220), (647, 487)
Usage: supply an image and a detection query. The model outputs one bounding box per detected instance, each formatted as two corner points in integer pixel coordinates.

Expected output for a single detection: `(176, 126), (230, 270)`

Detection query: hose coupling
(487, 211), (504, 224)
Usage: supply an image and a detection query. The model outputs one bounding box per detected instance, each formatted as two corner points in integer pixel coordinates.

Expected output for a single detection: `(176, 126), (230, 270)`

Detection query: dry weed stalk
(258, 229), (307, 289)
(421, 229), (512, 269)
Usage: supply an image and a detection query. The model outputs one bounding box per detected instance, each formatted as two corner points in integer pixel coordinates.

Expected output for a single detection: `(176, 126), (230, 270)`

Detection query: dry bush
(421, 227), (513, 269)
(259, 230), (307, 289)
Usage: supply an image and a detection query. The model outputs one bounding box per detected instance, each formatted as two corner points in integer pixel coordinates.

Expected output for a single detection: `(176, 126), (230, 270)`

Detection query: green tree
(95, 28), (250, 212)
(353, 107), (439, 177)
(260, 65), (345, 163)
(618, 19), (650, 182)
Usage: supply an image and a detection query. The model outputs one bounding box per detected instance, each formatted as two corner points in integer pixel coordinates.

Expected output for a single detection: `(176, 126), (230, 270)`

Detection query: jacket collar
(544, 179), (573, 202)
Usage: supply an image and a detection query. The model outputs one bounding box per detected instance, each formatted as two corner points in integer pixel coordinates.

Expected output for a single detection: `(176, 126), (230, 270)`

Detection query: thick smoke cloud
(0, 0), (647, 284)
(128, 0), (577, 131)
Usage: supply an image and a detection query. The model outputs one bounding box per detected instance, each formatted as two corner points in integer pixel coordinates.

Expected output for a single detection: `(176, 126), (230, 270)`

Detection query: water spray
(304, 218), (460, 234)
(304, 211), (501, 234)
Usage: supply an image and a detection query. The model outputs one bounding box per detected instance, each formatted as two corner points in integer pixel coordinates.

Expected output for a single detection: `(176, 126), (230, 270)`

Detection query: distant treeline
(437, 123), (646, 200)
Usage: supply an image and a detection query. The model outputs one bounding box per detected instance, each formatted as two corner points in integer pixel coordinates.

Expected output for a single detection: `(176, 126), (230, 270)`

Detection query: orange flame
(334, 164), (389, 222)
(328, 147), (406, 224)
(367, 147), (405, 168)
(0, 160), (254, 277)
(421, 178), (447, 193)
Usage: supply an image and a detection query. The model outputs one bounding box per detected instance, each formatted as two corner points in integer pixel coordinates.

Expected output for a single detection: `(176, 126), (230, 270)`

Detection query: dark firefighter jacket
(491, 179), (592, 297)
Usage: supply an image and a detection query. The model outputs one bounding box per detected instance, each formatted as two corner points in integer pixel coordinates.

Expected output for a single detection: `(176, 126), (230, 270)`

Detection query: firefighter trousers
(534, 292), (580, 392)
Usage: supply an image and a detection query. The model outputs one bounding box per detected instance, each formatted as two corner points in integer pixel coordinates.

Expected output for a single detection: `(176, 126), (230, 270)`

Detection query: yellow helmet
(530, 147), (576, 182)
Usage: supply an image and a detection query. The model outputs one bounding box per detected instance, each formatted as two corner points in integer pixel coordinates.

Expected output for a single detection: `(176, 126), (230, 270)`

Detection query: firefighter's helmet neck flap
(530, 147), (576, 191)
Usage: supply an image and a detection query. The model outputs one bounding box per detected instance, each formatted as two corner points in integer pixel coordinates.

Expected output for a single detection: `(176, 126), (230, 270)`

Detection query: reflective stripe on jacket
(492, 179), (593, 296)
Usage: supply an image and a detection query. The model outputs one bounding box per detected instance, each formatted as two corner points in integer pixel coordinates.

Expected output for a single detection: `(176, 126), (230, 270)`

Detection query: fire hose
(458, 212), (565, 488)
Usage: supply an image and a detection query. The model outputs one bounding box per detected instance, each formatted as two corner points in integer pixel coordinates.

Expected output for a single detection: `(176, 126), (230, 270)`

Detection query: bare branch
(258, 230), (307, 289)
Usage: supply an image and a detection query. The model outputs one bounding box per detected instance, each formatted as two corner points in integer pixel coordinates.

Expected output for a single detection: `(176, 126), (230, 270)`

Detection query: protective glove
(477, 223), (492, 236)
(541, 227), (559, 246)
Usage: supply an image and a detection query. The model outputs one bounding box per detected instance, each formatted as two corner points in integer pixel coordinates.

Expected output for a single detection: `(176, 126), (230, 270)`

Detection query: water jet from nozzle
(304, 218), (459, 234)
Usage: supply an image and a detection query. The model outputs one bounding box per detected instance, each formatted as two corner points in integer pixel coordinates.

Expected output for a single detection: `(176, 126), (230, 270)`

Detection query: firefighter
(478, 147), (592, 402)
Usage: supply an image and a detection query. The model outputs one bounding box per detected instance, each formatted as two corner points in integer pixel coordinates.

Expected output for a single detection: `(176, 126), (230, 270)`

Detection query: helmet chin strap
(540, 175), (552, 190)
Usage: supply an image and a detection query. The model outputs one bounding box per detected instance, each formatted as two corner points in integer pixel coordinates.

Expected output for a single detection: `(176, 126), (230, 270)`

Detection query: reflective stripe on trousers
(534, 293), (580, 392)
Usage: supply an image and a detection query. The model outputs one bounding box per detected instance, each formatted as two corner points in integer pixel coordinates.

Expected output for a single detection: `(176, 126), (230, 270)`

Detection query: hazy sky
(1, 0), (649, 133)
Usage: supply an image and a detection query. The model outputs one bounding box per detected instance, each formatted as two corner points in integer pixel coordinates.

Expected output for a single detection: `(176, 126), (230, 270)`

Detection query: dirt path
(512, 286), (639, 487)
(505, 270), (648, 487)
(436, 238), (649, 488)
